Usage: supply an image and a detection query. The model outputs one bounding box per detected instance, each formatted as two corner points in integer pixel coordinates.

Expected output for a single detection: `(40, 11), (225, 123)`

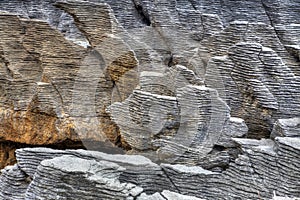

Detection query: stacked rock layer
(0, 140), (299, 199)
(0, 0), (299, 199)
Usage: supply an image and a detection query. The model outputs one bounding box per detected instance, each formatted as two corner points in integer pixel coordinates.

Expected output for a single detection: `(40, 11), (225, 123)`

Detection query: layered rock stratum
(0, 0), (299, 199)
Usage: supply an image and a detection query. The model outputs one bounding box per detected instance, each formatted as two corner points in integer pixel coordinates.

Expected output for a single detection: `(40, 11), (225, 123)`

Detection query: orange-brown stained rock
(0, 7), (137, 168)
(107, 51), (138, 82)
(0, 109), (74, 145)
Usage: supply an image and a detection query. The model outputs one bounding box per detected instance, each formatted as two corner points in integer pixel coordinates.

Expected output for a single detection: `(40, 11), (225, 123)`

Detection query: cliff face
(0, 0), (299, 199)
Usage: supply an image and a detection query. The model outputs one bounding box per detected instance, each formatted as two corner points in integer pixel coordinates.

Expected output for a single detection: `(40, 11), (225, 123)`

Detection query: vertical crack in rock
(161, 167), (180, 193)
(55, 1), (119, 47)
(261, 0), (275, 28)
(132, 0), (151, 26)
(50, 80), (64, 105)
(260, 0), (299, 68)
(188, 0), (197, 10)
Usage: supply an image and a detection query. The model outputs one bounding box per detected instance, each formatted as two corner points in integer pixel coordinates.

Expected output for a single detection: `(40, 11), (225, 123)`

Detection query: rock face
(271, 118), (300, 138)
(0, 0), (299, 199)
(0, 143), (299, 199)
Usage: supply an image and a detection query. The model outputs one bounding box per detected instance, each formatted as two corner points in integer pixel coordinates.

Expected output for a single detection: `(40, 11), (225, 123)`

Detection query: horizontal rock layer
(0, 0), (299, 165)
(0, 0), (299, 199)
(0, 137), (299, 199)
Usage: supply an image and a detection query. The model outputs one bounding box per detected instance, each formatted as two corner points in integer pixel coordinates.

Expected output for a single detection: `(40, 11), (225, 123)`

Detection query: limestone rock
(0, 0), (87, 45)
(25, 156), (143, 200)
(109, 84), (238, 165)
(0, 1), (138, 157)
(0, 0), (299, 199)
(56, 1), (119, 47)
(217, 117), (248, 148)
(271, 118), (300, 138)
(153, 85), (230, 164)
(0, 164), (29, 200)
(137, 190), (205, 200)
(15, 147), (176, 193)
(205, 40), (300, 138)
(1, 142), (299, 199)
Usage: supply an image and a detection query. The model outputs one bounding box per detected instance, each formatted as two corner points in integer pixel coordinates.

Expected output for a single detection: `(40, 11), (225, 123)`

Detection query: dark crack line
(160, 192), (169, 200)
(55, 2), (92, 47)
(51, 81), (64, 105)
(260, 0), (274, 27)
(112, 80), (122, 102)
(188, 0), (197, 10)
(257, 45), (266, 66)
(198, 14), (206, 41)
(260, 0), (291, 59)
(167, 53), (174, 67)
(132, 0), (151, 26)
(161, 167), (181, 193)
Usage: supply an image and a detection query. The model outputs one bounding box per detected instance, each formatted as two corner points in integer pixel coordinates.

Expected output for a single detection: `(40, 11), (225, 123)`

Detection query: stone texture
(271, 118), (300, 138)
(0, 144), (299, 199)
(25, 156), (143, 199)
(0, 0), (299, 158)
(0, 143), (18, 169)
(0, 164), (30, 200)
(15, 147), (176, 194)
(0, 0), (299, 199)
(0, 1), (138, 157)
(137, 190), (205, 200)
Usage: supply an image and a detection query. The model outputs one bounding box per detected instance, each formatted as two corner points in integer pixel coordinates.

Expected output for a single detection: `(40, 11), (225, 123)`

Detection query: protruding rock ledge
(1, 136), (299, 200)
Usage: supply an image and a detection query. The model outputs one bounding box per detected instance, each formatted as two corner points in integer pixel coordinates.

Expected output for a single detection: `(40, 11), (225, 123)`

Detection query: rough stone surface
(271, 118), (300, 138)
(0, 0), (299, 160)
(0, 164), (29, 200)
(0, 0), (299, 199)
(26, 156), (143, 200)
(0, 144), (299, 199)
(15, 147), (176, 194)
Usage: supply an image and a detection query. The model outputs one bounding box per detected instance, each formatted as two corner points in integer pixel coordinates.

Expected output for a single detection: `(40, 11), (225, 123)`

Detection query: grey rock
(15, 147), (176, 194)
(0, 0), (299, 199)
(153, 85), (230, 164)
(25, 155), (143, 200)
(271, 118), (300, 138)
(137, 190), (206, 200)
(217, 117), (248, 148)
(205, 40), (300, 138)
(0, 0), (88, 45)
(0, 164), (29, 200)
(0, 143), (299, 199)
(137, 192), (166, 200)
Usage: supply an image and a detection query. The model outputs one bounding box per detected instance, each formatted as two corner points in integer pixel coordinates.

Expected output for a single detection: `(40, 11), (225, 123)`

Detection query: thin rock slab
(271, 118), (300, 138)
(0, 164), (30, 200)
(15, 147), (176, 194)
(25, 155), (143, 200)
(137, 190), (206, 200)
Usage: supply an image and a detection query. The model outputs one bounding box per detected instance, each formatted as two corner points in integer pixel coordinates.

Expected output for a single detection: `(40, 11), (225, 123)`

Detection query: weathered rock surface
(0, 0), (299, 199)
(0, 141), (299, 199)
(0, 164), (29, 200)
(0, 0), (299, 160)
(271, 118), (300, 138)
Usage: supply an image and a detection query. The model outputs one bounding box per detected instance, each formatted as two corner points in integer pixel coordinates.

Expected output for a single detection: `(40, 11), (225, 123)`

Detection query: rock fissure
(132, 0), (151, 26)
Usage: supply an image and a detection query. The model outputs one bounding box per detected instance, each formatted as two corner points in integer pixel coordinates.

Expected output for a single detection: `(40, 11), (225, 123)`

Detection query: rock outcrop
(0, 140), (299, 199)
(0, 0), (299, 199)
